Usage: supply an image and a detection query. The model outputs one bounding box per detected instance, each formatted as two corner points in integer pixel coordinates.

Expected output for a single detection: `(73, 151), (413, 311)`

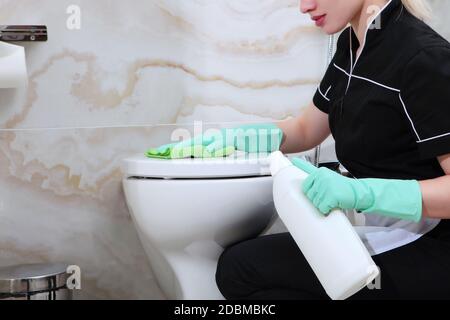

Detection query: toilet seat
(122, 151), (272, 179)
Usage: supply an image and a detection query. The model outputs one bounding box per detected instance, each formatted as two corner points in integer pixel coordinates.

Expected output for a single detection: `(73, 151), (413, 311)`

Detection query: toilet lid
(122, 151), (272, 179)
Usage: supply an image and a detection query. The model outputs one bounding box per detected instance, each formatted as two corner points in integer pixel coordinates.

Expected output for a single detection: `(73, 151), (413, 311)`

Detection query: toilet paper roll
(0, 41), (28, 88)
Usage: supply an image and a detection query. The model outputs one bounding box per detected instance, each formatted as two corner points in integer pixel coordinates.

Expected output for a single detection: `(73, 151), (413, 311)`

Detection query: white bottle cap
(268, 151), (293, 176)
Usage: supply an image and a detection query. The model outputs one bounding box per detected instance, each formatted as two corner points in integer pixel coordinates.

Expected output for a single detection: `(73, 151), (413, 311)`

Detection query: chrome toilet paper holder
(0, 25), (47, 42)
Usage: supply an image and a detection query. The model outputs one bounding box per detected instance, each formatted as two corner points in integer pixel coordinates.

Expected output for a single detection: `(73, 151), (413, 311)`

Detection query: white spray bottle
(268, 151), (379, 300)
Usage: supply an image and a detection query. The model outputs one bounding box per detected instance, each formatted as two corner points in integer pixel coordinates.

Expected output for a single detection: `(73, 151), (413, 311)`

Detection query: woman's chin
(321, 24), (344, 36)
(321, 26), (335, 35)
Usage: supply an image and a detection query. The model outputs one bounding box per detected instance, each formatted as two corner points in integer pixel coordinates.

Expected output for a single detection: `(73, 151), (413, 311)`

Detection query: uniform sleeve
(313, 29), (348, 114)
(313, 56), (339, 114)
(400, 46), (450, 159)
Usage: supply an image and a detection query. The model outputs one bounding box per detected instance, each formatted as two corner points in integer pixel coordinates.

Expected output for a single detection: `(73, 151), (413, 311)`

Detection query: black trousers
(216, 220), (450, 300)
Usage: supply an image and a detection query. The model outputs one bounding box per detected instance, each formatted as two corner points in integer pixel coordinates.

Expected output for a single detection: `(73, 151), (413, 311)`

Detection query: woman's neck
(351, 0), (389, 56)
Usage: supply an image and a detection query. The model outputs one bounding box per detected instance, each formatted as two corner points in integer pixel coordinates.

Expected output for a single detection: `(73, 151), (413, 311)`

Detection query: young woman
(215, 0), (450, 299)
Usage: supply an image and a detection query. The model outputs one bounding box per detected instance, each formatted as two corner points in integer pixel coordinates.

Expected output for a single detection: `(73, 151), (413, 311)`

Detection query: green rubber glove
(146, 123), (283, 159)
(205, 123), (284, 154)
(291, 158), (423, 223)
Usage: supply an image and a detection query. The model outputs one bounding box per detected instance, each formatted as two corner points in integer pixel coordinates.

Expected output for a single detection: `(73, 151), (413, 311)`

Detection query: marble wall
(0, 0), (448, 300)
(0, 0), (328, 299)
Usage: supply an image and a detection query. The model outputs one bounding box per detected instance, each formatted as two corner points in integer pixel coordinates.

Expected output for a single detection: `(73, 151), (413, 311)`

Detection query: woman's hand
(146, 123), (283, 159)
(291, 158), (423, 222)
(208, 123), (283, 154)
(291, 158), (372, 214)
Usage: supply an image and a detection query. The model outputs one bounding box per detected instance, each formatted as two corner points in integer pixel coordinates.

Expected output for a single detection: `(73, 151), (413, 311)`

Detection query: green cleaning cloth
(146, 144), (236, 159)
(146, 122), (283, 160)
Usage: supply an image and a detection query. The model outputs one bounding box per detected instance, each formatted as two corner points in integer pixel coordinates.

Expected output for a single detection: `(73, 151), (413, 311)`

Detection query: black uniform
(313, 0), (450, 181)
(216, 0), (450, 299)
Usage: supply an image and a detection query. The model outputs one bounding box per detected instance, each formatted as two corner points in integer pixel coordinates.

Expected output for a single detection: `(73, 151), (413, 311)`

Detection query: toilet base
(142, 238), (226, 300)
(167, 252), (225, 300)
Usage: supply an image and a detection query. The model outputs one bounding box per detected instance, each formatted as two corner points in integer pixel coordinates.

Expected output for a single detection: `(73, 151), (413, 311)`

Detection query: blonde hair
(401, 0), (432, 21)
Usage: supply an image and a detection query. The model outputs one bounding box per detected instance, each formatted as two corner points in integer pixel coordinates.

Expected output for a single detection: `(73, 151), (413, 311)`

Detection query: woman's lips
(312, 14), (326, 27)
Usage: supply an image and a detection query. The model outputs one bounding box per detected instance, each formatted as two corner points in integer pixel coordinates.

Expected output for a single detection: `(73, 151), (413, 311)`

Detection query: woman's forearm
(278, 117), (309, 153)
(420, 154), (450, 219)
(278, 103), (331, 154)
(420, 175), (450, 219)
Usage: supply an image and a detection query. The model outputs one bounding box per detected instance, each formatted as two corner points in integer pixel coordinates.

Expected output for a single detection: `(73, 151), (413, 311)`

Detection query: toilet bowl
(121, 152), (276, 300)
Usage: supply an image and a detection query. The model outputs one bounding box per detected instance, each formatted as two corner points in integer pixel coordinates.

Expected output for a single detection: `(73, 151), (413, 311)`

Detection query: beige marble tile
(0, 127), (173, 299)
(0, 0), (327, 129)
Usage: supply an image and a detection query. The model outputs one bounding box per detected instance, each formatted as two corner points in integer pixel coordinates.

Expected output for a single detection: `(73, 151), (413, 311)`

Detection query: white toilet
(121, 152), (276, 300)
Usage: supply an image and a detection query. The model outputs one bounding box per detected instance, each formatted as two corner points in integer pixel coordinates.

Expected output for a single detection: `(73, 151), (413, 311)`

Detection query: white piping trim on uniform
(333, 63), (350, 76)
(346, 29), (354, 94)
(333, 64), (450, 144)
(399, 93), (422, 141)
(417, 132), (450, 143)
(325, 85), (332, 96)
(353, 74), (400, 92)
(317, 84), (330, 102)
(344, 0), (394, 94)
(334, 63), (400, 92)
(399, 94), (450, 143)
(350, 0), (394, 73)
